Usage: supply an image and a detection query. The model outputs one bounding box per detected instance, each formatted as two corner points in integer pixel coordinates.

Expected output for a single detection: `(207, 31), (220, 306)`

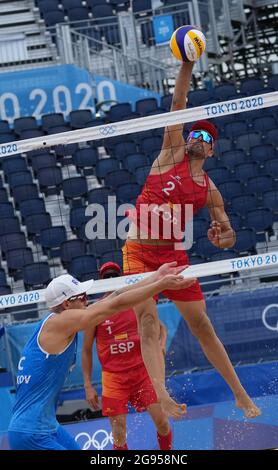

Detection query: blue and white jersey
(8, 313), (77, 434)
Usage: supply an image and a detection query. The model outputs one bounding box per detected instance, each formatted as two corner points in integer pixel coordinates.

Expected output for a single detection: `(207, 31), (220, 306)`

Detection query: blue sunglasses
(188, 130), (213, 144)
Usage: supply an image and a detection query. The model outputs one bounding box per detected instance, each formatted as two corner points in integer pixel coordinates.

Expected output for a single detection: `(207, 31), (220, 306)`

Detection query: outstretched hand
(156, 261), (188, 279)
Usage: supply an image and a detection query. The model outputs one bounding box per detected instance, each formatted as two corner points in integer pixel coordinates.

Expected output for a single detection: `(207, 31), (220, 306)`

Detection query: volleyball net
(0, 91), (278, 313)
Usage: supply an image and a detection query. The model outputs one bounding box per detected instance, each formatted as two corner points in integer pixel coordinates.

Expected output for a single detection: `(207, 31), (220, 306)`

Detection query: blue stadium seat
(189, 254), (205, 265)
(207, 167), (230, 184)
(0, 175), (2, 188)
(218, 180), (242, 199)
(234, 229), (256, 253)
(228, 212), (243, 231)
(23, 262), (51, 290)
(0, 268), (7, 286)
(224, 121), (249, 139)
(195, 236), (221, 257)
(188, 89), (211, 107)
(0, 217), (20, 236)
(96, 158), (120, 179)
(37, 0), (60, 13)
(69, 109), (94, 129)
(40, 226), (67, 257)
(62, 0), (82, 9)
(0, 285), (11, 295)
(2, 157), (28, 177)
(0, 188), (8, 203)
(105, 169), (133, 189)
(249, 144), (276, 164)
(135, 98), (158, 116)
(6, 247), (34, 277)
(124, 153), (149, 172)
(8, 171), (33, 190)
(247, 175), (273, 195)
(0, 133), (14, 143)
(251, 116), (276, 133)
(14, 116), (38, 135)
(62, 177), (88, 204)
(25, 213), (52, 240)
(210, 250), (237, 262)
(20, 129), (44, 140)
(139, 136), (162, 156)
(61, 239), (87, 266)
(37, 167), (63, 195)
(0, 120), (10, 134)
(265, 159), (278, 179)
(132, 0), (152, 12)
(262, 190), (278, 221)
(41, 113), (66, 131)
(193, 218), (209, 239)
(231, 193), (258, 215)
(215, 138), (233, 156)
(104, 24), (120, 45)
(73, 147), (98, 176)
(214, 84), (237, 101)
(203, 157), (220, 171)
(70, 206), (90, 233)
(47, 125), (70, 135)
(100, 250), (123, 267)
(0, 232), (27, 255)
(236, 132), (261, 151)
(107, 103), (132, 122)
(266, 128), (278, 146)
(268, 74), (278, 90)
(0, 202), (14, 218)
(234, 162), (259, 181)
(112, 141), (138, 161)
(88, 239), (118, 257)
(30, 153), (57, 173)
(221, 150), (246, 169)
(67, 6), (90, 22)
(88, 187), (115, 204)
(160, 94), (172, 111)
(246, 208), (273, 232)
(19, 198), (46, 219)
(240, 78), (265, 95)
(135, 165), (149, 186)
(116, 183), (141, 203)
(69, 255), (98, 280)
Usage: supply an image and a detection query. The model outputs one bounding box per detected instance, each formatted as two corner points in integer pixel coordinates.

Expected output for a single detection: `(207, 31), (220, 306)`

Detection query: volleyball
(170, 26), (206, 62)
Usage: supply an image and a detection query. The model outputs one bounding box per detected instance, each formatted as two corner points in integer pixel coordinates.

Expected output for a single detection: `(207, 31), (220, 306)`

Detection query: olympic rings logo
(75, 429), (113, 450)
(262, 304), (278, 332)
(99, 125), (116, 136)
(125, 275), (144, 285)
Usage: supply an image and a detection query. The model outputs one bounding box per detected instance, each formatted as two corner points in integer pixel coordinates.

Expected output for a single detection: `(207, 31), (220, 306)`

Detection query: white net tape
(0, 92), (278, 309)
(0, 92), (277, 158)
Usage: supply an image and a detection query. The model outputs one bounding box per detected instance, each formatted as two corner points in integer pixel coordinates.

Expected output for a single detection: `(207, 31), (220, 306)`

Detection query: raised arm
(151, 62), (194, 174)
(82, 326), (100, 410)
(207, 179), (236, 249)
(46, 271), (196, 339)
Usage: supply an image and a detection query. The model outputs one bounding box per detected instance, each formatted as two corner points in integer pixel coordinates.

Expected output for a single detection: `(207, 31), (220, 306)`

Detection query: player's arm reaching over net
(152, 62), (194, 174)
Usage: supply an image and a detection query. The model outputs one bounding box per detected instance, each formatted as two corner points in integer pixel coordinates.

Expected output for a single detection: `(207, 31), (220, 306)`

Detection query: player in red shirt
(123, 61), (261, 419)
(82, 262), (172, 451)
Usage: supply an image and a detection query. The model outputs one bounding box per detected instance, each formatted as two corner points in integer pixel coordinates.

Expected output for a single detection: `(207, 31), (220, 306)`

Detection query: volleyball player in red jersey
(82, 262), (172, 451)
(123, 61), (261, 419)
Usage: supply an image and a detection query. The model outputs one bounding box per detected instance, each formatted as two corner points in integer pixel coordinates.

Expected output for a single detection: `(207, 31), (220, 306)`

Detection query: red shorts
(122, 240), (204, 302)
(101, 363), (157, 416)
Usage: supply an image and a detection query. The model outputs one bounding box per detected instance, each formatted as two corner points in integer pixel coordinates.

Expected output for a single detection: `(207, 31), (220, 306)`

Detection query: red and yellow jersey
(95, 308), (143, 373)
(134, 154), (209, 242)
